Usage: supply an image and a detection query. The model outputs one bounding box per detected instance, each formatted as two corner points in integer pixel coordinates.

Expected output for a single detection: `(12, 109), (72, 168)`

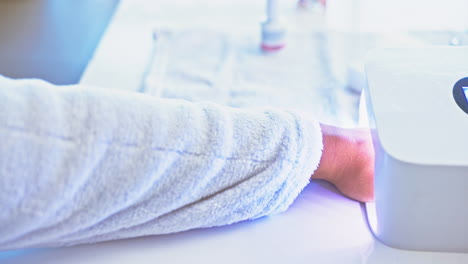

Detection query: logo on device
(453, 77), (468, 114)
(463, 86), (468, 102)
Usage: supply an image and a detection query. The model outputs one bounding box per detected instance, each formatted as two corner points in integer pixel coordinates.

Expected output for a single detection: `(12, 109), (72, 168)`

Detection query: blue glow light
(0, 248), (40, 261)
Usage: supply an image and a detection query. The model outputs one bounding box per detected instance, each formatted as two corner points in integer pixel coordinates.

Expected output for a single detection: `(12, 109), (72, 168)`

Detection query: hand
(311, 124), (374, 202)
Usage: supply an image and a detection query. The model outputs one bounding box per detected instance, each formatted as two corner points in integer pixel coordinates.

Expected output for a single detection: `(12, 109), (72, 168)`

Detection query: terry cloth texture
(0, 75), (323, 250)
(141, 29), (356, 127)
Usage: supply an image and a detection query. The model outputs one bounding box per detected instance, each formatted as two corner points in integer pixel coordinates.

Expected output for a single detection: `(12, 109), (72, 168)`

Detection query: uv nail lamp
(363, 47), (468, 252)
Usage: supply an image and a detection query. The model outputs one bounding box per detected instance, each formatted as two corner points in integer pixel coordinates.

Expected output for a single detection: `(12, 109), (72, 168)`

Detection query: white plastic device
(363, 47), (468, 253)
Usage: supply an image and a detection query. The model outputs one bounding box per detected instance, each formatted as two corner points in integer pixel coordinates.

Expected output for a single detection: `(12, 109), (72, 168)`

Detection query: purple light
(365, 202), (379, 235)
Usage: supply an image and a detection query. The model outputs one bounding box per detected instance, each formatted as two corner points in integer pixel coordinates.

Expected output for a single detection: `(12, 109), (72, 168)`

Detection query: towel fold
(0, 75), (322, 250)
(143, 29), (357, 126)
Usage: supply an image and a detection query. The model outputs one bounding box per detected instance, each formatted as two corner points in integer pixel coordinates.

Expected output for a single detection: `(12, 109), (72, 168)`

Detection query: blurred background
(0, 0), (467, 126)
(0, 0), (467, 83)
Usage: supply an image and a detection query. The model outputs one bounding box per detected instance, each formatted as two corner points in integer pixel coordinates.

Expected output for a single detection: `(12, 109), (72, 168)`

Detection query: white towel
(0, 75), (322, 250)
(142, 29), (357, 127)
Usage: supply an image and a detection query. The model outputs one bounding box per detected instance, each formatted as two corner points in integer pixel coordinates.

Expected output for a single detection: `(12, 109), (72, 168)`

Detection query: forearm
(0, 76), (323, 250)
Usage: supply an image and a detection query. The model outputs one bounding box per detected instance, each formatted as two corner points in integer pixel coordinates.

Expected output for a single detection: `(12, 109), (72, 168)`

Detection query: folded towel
(0, 75), (322, 250)
(142, 29), (357, 126)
